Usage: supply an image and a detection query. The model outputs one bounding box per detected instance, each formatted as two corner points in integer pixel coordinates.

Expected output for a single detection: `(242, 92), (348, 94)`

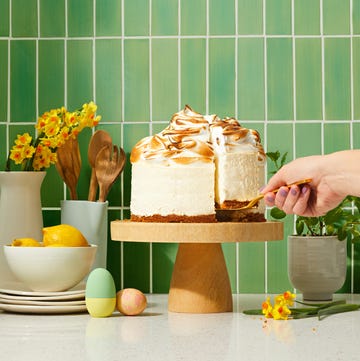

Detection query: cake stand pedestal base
(168, 243), (232, 313)
(110, 220), (284, 313)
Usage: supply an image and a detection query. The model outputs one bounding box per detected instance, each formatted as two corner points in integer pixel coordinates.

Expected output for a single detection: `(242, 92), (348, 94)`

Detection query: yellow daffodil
(6, 101), (101, 171)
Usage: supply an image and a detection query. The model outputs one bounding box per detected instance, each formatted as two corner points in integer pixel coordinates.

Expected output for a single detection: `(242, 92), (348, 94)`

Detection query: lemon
(11, 238), (42, 247)
(42, 224), (89, 247)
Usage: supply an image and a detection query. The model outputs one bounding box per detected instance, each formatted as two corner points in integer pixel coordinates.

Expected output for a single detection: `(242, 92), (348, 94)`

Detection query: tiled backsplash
(0, 0), (359, 294)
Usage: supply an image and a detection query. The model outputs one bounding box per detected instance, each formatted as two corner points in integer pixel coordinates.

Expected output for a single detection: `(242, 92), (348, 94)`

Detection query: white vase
(0, 171), (45, 286)
(61, 200), (108, 270)
(288, 235), (347, 301)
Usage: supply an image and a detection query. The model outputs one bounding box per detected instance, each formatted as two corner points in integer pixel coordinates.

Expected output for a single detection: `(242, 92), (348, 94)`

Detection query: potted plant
(267, 151), (360, 301)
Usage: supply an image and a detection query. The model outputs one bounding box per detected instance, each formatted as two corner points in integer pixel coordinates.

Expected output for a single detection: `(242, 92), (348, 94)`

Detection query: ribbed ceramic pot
(0, 171), (45, 285)
(61, 200), (108, 270)
(288, 235), (347, 301)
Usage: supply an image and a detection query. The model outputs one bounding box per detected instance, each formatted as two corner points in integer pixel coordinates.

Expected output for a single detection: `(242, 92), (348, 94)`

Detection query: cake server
(227, 178), (312, 211)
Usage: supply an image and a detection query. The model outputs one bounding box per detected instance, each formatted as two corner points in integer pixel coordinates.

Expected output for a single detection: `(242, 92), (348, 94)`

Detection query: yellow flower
(262, 297), (273, 318)
(6, 101), (101, 171)
(272, 302), (291, 320)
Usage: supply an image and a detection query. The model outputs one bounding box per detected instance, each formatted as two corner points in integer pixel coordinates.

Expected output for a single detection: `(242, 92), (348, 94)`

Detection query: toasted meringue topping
(130, 105), (265, 165)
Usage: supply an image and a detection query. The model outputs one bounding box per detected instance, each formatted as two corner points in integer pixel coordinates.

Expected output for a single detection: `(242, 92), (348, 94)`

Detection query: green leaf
(243, 309), (263, 315)
(270, 207), (286, 219)
(266, 151), (280, 163)
(318, 304), (360, 320)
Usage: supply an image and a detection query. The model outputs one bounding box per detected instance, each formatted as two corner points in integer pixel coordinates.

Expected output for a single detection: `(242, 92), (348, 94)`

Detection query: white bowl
(3, 245), (97, 292)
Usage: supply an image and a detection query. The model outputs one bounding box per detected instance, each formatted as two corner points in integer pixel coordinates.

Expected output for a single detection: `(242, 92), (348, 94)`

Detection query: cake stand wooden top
(111, 220), (283, 243)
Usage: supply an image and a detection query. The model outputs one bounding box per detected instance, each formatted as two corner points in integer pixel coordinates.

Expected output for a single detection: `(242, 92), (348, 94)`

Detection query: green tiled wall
(1, 0), (360, 294)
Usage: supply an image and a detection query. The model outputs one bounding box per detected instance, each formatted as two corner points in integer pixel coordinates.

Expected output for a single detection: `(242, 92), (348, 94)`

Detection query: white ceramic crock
(288, 235), (347, 301)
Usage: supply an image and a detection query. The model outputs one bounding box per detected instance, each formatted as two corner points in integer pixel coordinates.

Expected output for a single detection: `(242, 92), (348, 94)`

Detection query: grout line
(205, 0), (209, 114)
(149, 0), (153, 294)
(178, 0), (182, 109)
(320, 0), (325, 156)
(350, 0), (354, 294)
(263, 0), (268, 295)
(235, 0), (239, 294)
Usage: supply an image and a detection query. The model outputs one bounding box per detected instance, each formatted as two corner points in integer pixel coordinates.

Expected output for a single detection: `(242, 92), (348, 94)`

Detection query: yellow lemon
(11, 238), (42, 247)
(42, 224), (89, 247)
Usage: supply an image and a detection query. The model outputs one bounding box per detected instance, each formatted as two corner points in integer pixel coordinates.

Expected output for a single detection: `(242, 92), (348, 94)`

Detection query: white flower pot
(288, 235), (347, 301)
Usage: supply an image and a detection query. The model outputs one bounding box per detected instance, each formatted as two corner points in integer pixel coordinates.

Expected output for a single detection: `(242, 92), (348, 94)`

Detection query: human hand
(261, 155), (346, 217)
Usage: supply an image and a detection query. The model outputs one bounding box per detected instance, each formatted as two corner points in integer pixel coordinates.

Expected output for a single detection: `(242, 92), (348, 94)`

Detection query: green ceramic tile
(67, 0), (93, 37)
(295, 38), (322, 120)
(96, 0), (121, 36)
(124, 0), (149, 36)
(295, 123), (322, 157)
(95, 39), (122, 122)
(324, 123), (350, 154)
(0, 41), (7, 122)
(10, 41), (36, 122)
(152, 122), (168, 134)
(238, 0), (263, 35)
(12, 0), (37, 37)
(0, 125), (6, 170)
(124, 39), (150, 122)
(266, 38), (293, 120)
(354, 0), (360, 34)
(122, 123), (149, 206)
(266, 0), (291, 35)
(267, 214), (293, 293)
(41, 166), (64, 207)
(353, 123), (360, 148)
(209, 38), (236, 117)
(152, 39), (178, 121)
(42, 210), (61, 229)
(209, 0), (235, 35)
(266, 123), (294, 164)
(40, 0), (65, 37)
(152, 243), (177, 293)
(66, 40), (93, 110)
(323, 0), (350, 35)
(324, 38), (351, 120)
(223, 243), (237, 292)
(238, 38), (265, 120)
(294, 0), (320, 35)
(354, 38), (360, 120)
(180, 0), (206, 35)
(238, 242), (265, 293)
(123, 242), (150, 292)
(0, 0), (9, 36)
(107, 209), (122, 290)
(38, 40), (65, 114)
(152, 0), (178, 36)
(181, 39), (206, 114)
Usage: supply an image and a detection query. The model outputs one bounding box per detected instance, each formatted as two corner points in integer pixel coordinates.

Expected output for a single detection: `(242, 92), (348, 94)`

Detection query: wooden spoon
(56, 137), (81, 200)
(95, 145), (126, 202)
(87, 130), (112, 201)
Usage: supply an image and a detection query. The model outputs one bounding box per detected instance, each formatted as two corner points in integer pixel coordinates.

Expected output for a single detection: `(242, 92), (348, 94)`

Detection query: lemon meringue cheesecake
(130, 105), (266, 223)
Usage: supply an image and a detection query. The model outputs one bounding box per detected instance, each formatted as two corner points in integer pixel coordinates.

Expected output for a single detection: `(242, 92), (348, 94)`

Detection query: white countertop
(1, 293), (359, 361)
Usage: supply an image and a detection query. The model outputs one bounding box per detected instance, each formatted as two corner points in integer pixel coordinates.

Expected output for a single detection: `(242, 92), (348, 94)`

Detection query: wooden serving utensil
(55, 137), (81, 200)
(95, 144), (126, 202)
(87, 130), (112, 201)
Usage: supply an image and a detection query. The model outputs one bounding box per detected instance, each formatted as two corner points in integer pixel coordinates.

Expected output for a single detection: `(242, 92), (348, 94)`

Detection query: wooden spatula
(95, 145), (126, 202)
(55, 137), (81, 200)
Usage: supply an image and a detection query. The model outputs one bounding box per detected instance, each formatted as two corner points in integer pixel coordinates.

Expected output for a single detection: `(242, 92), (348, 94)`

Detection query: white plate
(0, 297), (85, 307)
(0, 282), (85, 297)
(0, 302), (87, 314)
(0, 291), (85, 302)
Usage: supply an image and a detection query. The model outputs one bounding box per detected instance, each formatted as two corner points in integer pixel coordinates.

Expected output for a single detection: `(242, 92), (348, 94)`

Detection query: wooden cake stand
(111, 220), (283, 314)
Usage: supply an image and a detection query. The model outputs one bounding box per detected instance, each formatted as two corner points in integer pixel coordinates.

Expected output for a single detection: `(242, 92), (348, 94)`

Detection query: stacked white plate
(0, 282), (87, 314)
